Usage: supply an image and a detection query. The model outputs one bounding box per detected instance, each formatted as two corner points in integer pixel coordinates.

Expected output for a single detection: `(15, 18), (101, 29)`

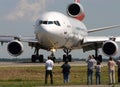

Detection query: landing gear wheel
(31, 46), (44, 63)
(38, 55), (44, 63)
(63, 54), (66, 62)
(31, 55), (36, 63)
(63, 48), (72, 62)
(31, 54), (44, 63)
(94, 43), (102, 63)
(68, 54), (72, 62)
(63, 54), (72, 62)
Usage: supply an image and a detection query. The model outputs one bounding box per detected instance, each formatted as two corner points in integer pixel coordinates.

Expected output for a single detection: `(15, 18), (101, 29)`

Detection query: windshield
(39, 20), (61, 26)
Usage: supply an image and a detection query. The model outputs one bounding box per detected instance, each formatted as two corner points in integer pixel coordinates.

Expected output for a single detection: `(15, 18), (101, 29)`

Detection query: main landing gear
(93, 43), (102, 63)
(63, 48), (72, 62)
(31, 48), (44, 63)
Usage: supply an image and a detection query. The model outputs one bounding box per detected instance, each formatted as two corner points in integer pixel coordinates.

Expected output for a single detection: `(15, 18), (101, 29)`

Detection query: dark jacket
(61, 63), (71, 74)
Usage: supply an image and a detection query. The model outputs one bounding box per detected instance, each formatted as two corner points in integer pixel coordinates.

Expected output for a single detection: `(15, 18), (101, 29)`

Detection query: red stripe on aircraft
(74, 0), (80, 3)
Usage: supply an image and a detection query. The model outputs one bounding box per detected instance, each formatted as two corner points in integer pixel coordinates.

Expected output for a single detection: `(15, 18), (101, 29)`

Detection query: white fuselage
(34, 12), (87, 50)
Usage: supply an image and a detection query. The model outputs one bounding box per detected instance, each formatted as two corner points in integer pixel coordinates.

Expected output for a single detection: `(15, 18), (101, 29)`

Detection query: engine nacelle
(102, 40), (118, 56)
(67, 2), (85, 21)
(7, 40), (23, 57)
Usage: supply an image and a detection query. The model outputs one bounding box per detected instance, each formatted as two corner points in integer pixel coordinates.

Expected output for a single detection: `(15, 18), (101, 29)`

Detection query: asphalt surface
(0, 61), (108, 67)
(0, 61), (87, 67)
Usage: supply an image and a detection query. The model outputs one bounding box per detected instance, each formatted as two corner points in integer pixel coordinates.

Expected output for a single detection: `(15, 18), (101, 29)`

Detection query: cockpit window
(48, 21), (53, 24)
(39, 20), (61, 26)
(42, 21), (47, 24)
(54, 21), (61, 26)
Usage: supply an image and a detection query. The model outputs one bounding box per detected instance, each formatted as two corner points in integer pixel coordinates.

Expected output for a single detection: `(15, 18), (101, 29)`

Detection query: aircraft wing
(0, 35), (38, 44)
(82, 36), (120, 52)
(88, 25), (120, 33)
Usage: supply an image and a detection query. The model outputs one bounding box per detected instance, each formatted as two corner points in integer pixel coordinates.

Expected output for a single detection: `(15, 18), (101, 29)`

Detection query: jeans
(45, 70), (53, 84)
(87, 69), (94, 85)
(63, 73), (70, 83)
(96, 72), (101, 85)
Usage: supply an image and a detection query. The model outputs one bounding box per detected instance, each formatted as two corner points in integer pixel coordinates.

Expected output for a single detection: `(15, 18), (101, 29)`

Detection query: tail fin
(74, 0), (80, 3)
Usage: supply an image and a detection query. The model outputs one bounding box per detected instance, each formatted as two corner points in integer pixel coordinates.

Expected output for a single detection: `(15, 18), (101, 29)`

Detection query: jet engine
(7, 40), (23, 57)
(102, 40), (118, 56)
(67, 2), (85, 21)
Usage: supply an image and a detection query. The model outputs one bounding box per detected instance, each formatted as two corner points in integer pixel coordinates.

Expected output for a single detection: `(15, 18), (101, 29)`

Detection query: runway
(0, 61), (108, 67)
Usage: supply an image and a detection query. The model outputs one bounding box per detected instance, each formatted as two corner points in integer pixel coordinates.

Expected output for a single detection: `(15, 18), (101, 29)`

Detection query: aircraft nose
(40, 25), (50, 33)
(39, 21), (58, 32)
(35, 19), (61, 36)
(35, 24), (53, 36)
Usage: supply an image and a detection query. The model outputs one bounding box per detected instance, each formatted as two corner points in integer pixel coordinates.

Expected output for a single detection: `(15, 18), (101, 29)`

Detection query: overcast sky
(0, 0), (120, 59)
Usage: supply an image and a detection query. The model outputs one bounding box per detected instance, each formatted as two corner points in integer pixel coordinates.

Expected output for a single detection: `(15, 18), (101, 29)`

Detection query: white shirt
(45, 59), (54, 70)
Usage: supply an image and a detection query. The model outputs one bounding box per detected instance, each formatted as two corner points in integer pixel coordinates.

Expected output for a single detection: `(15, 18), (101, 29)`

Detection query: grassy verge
(0, 65), (119, 87)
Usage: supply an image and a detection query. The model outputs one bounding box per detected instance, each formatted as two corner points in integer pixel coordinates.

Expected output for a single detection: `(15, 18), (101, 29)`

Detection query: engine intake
(67, 3), (85, 21)
(102, 40), (118, 56)
(7, 40), (23, 57)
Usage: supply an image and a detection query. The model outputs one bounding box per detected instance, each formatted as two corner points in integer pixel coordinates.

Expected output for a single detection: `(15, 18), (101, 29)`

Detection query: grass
(0, 65), (119, 87)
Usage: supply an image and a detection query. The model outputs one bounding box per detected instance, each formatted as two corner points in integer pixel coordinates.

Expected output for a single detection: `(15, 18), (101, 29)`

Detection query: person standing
(45, 56), (54, 84)
(61, 61), (71, 83)
(116, 57), (120, 82)
(86, 55), (97, 85)
(95, 62), (102, 85)
(108, 57), (116, 85)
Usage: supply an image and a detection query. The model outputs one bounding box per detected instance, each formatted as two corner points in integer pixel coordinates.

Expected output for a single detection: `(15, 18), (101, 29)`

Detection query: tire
(31, 55), (36, 62)
(63, 54), (67, 62)
(98, 55), (102, 63)
(38, 55), (44, 63)
(68, 54), (72, 62)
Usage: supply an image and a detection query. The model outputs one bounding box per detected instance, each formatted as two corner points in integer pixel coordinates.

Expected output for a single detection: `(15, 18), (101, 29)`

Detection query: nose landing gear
(63, 48), (72, 62)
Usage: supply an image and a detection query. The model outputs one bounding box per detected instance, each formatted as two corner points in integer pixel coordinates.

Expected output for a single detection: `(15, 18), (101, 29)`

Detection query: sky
(0, 0), (120, 59)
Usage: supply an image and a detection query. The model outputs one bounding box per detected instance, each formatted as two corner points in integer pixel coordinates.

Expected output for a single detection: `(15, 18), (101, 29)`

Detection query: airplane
(0, 0), (120, 62)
